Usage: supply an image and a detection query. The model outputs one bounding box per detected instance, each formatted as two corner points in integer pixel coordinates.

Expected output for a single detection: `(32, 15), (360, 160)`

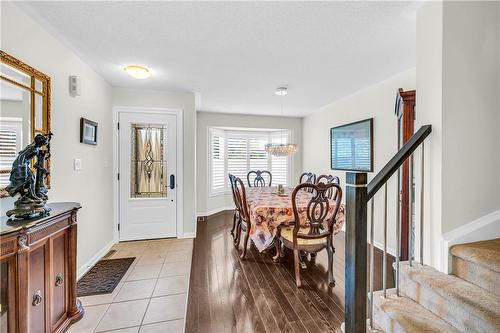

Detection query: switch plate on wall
(74, 158), (82, 171)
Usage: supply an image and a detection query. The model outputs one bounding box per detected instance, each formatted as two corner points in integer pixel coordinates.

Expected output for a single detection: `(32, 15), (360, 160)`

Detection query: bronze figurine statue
(6, 133), (52, 219)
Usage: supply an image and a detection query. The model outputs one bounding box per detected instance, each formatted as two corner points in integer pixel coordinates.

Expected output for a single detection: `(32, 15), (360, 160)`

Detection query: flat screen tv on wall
(330, 118), (373, 172)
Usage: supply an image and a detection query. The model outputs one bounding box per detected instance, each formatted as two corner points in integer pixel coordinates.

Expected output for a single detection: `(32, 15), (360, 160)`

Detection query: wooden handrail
(367, 125), (432, 200)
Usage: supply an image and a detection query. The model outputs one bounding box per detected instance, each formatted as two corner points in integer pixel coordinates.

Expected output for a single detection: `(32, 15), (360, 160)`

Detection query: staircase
(373, 238), (500, 333)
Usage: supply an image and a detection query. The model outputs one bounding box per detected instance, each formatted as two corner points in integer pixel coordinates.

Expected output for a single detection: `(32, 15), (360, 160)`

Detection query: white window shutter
(227, 134), (248, 181)
(210, 129), (225, 194)
(249, 136), (268, 172)
(270, 130), (290, 186)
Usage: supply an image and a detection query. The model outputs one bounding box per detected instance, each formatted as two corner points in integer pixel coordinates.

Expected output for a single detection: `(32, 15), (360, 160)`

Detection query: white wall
(196, 111), (302, 215)
(441, 1), (500, 233)
(416, 1), (500, 270)
(415, 1), (444, 269)
(112, 87), (197, 236)
(1, 2), (114, 274)
(302, 69), (416, 253)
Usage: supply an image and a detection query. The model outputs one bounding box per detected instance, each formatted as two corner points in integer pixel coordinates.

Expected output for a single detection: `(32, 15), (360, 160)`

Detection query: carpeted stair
(372, 289), (459, 333)
(450, 238), (500, 297)
(398, 262), (500, 332)
(372, 238), (500, 333)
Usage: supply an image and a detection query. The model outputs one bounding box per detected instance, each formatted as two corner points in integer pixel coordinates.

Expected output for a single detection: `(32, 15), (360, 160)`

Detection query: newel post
(344, 172), (368, 333)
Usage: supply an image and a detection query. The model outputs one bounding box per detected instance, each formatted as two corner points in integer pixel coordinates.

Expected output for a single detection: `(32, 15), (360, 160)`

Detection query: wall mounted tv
(330, 118), (373, 172)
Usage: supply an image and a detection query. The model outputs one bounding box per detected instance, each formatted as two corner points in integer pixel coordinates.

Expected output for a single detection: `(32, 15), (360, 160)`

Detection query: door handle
(170, 175), (175, 189)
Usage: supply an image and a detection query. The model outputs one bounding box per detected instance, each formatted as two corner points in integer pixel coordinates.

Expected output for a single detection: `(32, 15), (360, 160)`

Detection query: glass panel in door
(130, 124), (167, 198)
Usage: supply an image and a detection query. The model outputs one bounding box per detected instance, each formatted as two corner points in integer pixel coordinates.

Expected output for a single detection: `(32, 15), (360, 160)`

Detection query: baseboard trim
(441, 208), (500, 273)
(77, 238), (116, 280)
(196, 206), (234, 218)
(373, 241), (397, 258)
(178, 232), (196, 239)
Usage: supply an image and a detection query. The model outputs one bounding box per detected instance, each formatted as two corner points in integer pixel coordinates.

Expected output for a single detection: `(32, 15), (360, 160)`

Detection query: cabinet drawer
(50, 231), (68, 329)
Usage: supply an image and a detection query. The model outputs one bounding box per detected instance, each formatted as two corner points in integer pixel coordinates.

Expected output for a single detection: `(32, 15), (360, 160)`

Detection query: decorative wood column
(16, 232), (30, 333)
(399, 89), (416, 260)
(67, 210), (84, 321)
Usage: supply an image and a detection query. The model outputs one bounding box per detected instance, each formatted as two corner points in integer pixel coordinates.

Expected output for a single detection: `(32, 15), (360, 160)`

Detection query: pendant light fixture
(265, 87), (298, 156)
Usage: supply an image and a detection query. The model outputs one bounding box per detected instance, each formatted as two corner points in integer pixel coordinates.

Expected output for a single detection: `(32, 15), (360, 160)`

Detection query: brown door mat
(77, 257), (135, 297)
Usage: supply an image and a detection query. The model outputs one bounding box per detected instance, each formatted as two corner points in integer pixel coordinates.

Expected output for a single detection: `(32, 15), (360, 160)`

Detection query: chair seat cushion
(280, 226), (328, 245)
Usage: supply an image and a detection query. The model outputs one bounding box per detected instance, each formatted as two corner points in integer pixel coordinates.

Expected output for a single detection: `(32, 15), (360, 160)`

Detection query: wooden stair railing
(344, 125), (432, 333)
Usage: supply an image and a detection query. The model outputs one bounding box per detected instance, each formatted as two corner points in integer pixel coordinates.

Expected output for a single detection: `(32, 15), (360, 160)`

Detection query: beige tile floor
(68, 238), (193, 333)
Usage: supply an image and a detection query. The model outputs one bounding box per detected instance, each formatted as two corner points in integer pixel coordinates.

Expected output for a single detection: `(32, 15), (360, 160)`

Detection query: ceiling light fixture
(124, 65), (152, 79)
(265, 87), (298, 157)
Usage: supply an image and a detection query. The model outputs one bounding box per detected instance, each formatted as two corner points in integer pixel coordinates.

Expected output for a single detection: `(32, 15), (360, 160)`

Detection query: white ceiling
(21, 1), (419, 117)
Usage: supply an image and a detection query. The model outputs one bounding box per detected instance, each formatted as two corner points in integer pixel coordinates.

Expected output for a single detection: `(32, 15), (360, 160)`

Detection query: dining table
(245, 186), (345, 252)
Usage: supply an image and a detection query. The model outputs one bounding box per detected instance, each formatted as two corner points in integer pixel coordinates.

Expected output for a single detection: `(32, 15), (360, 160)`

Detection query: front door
(118, 111), (177, 241)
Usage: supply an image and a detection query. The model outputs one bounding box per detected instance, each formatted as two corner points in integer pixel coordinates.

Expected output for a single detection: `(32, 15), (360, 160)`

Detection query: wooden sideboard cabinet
(1, 202), (84, 333)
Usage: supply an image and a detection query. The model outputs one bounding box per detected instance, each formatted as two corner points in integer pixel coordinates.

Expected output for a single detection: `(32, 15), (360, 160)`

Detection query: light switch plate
(74, 158), (82, 171)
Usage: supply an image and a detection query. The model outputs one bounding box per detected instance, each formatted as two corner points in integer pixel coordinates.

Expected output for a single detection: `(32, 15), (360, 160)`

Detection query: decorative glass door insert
(130, 123), (167, 198)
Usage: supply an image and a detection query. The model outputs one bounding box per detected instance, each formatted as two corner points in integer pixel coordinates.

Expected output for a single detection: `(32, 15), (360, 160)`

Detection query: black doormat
(77, 257), (135, 297)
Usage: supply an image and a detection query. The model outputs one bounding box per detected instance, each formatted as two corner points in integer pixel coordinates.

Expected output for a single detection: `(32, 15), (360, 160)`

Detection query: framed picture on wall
(80, 118), (98, 145)
(330, 118), (373, 172)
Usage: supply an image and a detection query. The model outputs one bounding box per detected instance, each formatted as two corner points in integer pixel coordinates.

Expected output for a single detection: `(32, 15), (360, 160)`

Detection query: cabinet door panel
(0, 257), (17, 333)
(29, 245), (46, 333)
(51, 231), (67, 328)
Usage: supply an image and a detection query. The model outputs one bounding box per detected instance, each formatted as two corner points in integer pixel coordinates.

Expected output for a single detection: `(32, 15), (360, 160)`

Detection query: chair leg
(230, 212), (237, 238)
(240, 231), (250, 259)
(293, 249), (302, 288)
(234, 217), (242, 248)
(327, 245), (335, 285)
(273, 239), (281, 263)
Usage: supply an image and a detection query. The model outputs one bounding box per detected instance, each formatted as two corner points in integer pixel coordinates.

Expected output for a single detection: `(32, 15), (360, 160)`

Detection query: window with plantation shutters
(209, 127), (292, 195)
(0, 119), (23, 187)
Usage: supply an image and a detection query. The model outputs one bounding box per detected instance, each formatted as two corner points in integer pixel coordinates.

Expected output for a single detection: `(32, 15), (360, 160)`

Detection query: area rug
(77, 257), (135, 297)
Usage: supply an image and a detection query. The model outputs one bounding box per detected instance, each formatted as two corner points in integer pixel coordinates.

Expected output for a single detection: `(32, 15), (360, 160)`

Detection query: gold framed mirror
(0, 50), (51, 197)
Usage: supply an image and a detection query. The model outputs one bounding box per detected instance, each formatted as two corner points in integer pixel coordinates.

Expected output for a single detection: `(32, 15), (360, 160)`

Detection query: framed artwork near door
(80, 117), (98, 145)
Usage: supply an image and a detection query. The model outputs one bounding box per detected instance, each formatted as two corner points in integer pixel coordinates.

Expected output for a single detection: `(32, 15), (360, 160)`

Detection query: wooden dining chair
(275, 182), (342, 287)
(299, 172), (316, 193)
(228, 174), (240, 242)
(233, 176), (252, 259)
(247, 170), (272, 187)
(316, 174), (341, 200)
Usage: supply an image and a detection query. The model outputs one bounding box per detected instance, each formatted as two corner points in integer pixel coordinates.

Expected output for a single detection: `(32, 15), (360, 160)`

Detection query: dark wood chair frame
(229, 174), (240, 241)
(299, 172), (316, 193)
(274, 182), (342, 287)
(231, 175), (252, 259)
(247, 170), (272, 187)
(316, 174), (341, 200)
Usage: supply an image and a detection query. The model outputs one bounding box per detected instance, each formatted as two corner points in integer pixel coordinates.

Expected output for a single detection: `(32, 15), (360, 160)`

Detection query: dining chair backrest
(228, 174), (240, 212)
(299, 172), (316, 193)
(316, 174), (341, 200)
(291, 182), (342, 241)
(247, 170), (272, 187)
(233, 176), (250, 221)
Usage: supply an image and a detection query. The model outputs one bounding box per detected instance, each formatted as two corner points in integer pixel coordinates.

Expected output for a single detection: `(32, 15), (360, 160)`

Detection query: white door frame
(113, 106), (184, 242)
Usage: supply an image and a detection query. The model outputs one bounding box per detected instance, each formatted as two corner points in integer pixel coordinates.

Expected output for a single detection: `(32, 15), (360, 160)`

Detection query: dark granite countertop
(1, 202), (81, 236)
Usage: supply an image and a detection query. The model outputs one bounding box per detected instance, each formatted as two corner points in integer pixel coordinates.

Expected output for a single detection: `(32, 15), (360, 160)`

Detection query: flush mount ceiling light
(124, 65), (151, 79)
(265, 87), (298, 157)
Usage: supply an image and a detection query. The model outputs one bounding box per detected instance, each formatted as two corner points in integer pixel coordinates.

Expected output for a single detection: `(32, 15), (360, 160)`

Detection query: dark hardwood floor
(186, 211), (394, 333)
